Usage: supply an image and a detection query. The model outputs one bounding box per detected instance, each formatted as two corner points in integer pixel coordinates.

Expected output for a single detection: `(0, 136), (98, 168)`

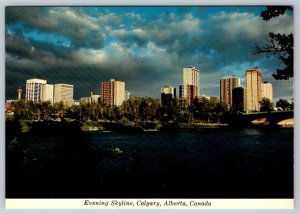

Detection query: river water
(6, 126), (293, 198)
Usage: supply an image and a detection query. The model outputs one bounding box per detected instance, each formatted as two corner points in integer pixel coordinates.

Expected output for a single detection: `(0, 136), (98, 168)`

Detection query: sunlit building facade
(245, 67), (263, 112)
(180, 66), (200, 104)
(262, 81), (273, 102)
(54, 83), (74, 106)
(25, 78), (47, 103)
(220, 77), (240, 107)
(100, 79), (125, 106)
(41, 84), (54, 104)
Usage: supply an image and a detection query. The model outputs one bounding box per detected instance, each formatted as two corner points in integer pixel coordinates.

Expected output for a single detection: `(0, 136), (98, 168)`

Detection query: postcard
(4, 4), (294, 209)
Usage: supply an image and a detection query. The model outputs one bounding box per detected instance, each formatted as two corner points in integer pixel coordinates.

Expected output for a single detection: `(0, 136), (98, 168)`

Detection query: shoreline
(6, 119), (293, 134)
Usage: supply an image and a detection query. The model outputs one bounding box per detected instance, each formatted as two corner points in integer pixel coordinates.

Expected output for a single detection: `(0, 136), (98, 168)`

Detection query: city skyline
(5, 6), (293, 102)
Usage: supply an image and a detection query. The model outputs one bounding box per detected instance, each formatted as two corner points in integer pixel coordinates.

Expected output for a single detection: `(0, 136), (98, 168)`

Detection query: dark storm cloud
(111, 12), (201, 48)
(6, 31), (73, 62)
(6, 7), (105, 49)
(5, 7), (293, 100)
(5, 32), (32, 58)
(109, 10), (293, 77)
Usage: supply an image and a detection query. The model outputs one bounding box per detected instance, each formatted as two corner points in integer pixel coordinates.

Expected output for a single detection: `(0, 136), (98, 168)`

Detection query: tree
(276, 99), (290, 110)
(27, 100), (39, 120)
(39, 101), (52, 120)
(139, 97), (159, 122)
(12, 99), (27, 120)
(213, 102), (228, 123)
(52, 101), (64, 119)
(198, 97), (210, 122)
(259, 97), (273, 112)
(253, 6), (293, 80)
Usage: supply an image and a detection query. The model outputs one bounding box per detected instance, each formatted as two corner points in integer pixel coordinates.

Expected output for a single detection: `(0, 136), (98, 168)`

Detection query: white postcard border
(5, 199), (294, 209)
(1, 0), (299, 213)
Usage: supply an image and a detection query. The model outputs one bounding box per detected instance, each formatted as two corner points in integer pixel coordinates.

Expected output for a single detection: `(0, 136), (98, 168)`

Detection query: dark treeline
(10, 96), (232, 124)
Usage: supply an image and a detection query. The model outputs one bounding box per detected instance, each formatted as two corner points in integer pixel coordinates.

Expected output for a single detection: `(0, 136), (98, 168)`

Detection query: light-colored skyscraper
(262, 81), (273, 102)
(41, 84), (54, 104)
(245, 67), (263, 112)
(25, 78), (47, 103)
(54, 84), (74, 106)
(100, 79), (125, 106)
(181, 66), (200, 104)
(220, 77), (240, 106)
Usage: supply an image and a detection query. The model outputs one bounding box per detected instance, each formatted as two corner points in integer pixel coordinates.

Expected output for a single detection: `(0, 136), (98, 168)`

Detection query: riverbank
(6, 119), (293, 135)
(80, 120), (293, 132)
(81, 121), (232, 132)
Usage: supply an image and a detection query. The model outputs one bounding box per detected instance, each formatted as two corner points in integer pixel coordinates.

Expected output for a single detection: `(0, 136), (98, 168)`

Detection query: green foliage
(261, 6), (292, 21)
(276, 99), (291, 110)
(11, 96), (233, 124)
(253, 6), (293, 80)
(259, 97), (273, 112)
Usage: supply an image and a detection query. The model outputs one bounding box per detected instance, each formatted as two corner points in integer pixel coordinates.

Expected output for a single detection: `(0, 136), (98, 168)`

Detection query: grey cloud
(6, 7), (105, 49)
(5, 32), (33, 58)
(5, 8), (293, 100)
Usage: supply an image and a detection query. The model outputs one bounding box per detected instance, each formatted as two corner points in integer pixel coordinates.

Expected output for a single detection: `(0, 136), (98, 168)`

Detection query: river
(6, 125), (293, 199)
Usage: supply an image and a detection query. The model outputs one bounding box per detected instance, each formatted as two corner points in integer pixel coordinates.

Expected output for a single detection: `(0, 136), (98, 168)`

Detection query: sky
(5, 6), (294, 102)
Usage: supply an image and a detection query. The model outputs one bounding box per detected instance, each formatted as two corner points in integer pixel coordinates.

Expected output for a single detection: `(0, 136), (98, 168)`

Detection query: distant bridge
(237, 110), (294, 126)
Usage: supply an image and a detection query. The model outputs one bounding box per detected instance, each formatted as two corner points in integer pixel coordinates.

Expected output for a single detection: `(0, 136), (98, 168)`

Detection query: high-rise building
(161, 85), (176, 107)
(220, 77), (240, 107)
(262, 81), (273, 102)
(232, 87), (245, 112)
(181, 66), (200, 104)
(54, 84), (74, 106)
(41, 84), (54, 104)
(245, 67), (263, 112)
(100, 79), (125, 106)
(25, 78), (47, 103)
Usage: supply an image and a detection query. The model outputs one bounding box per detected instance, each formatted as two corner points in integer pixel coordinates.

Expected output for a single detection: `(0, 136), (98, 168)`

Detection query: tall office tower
(245, 67), (263, 112)
(161, 85), (176, 107)
(181, 66), (200, 104)
(220, 77), (241, 107)
(232, 87), (245, 112)
(100, 79), (125, 106)
(262, 81), (273, 102)
(41, 84), (54, 104)
(54, 84), (74, 106)
(25, 78), (47, 103)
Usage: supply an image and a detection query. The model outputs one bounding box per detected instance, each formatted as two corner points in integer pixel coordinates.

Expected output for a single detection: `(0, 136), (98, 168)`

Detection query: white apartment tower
(181, 66), (200, 104)
(25, 78), (47, 103)
(245, 67), (263, 112)
(54, 84), (74, 106)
